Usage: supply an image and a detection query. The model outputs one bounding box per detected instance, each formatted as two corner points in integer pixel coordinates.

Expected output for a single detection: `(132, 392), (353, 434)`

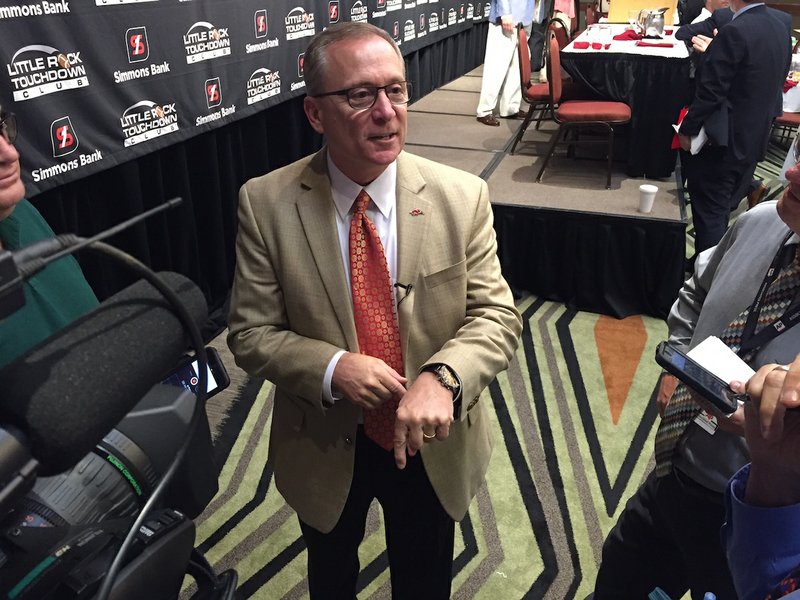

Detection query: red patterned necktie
(349, 189), (403, 450)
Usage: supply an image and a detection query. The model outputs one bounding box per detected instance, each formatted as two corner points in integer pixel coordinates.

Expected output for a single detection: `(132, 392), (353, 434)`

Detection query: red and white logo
(254, 9), (267, 38)
(126, 27), (149, 63)
(297, 53), (304, 78)
(329, 0), (339, 23)
(377, 0), (386, 8)
(50, 116), (79, 158)
(205, 77), (222, 108)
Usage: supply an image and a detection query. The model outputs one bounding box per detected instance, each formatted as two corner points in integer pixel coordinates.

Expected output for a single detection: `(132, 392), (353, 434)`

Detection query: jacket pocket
(423, 258), (466, 289)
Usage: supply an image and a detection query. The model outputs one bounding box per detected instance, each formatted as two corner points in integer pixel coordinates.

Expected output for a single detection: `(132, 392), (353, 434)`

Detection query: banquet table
(560, 24), (692, 179)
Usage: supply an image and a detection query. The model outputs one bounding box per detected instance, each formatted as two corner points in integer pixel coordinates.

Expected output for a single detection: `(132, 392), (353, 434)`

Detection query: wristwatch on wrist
(424, 364), (463, 418)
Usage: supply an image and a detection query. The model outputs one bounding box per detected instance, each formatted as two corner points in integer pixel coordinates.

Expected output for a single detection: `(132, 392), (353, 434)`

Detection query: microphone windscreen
(0, 272), (207, 475)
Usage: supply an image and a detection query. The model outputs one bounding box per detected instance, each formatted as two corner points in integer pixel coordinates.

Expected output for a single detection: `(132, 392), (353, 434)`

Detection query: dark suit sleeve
(679, 23), (744, 136)
(675, 15), (717, 41)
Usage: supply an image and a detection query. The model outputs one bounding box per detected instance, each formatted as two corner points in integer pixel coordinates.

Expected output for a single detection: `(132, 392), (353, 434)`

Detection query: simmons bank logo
(51, 116), (78, 157)
(248, 10), (279, 53)
(182, 21), (231, 64)
(254, 9), (267, 37)
(372, 0), (386, 18)
(120, 100), (178, 147)
(350, 0), (368, 23)
(0, 2), (70, 19)
(285, 7), (315, 41)
(196, 78), (236, 127)
(247, 68), (281, 105)
(115, 27), (170, 83)
(7, 45), (88, 102)
(126, 27), (149, 63)
(32, 116), (102, 183)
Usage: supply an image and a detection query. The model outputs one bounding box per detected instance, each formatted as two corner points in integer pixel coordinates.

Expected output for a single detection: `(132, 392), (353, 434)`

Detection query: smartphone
(654, 341), (746, 415)
(161, 346), (230, 399)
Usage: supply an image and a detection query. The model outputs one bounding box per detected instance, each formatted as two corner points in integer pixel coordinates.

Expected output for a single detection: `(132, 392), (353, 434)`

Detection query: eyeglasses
(313, 81), (412, 110)
(0, 112), (17, 145)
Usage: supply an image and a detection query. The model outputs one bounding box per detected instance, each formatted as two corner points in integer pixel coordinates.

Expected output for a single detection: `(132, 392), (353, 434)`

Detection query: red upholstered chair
(774, 111), (800, 145)
(510, 24), (551, 154)
(536, 33), (631, 189)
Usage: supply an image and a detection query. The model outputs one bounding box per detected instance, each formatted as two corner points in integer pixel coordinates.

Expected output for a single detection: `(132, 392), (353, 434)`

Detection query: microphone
(0, 271), (207, 475)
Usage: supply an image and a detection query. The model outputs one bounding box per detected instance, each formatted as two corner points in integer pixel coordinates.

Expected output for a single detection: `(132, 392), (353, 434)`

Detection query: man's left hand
(678, 133), (692, 153)
(393, 371), (454, 469)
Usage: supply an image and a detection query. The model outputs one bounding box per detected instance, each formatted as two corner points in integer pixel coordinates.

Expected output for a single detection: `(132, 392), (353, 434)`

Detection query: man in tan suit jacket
(228, 22), (521, 599)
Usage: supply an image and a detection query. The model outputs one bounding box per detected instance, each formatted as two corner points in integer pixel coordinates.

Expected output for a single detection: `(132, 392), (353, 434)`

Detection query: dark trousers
(528, 21), (546, 71)
(298, 427), (455, 600)
(593, 469), (737, 600)
(683, 146), (757, 253)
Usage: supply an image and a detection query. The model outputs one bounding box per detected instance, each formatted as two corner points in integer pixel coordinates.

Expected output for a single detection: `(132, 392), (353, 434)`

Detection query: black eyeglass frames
(312, 81), (412, 110)
(0, 112), (17, 145)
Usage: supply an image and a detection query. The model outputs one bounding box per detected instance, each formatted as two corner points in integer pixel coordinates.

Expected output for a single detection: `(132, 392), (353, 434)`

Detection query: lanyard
(738, 231), (800, 356)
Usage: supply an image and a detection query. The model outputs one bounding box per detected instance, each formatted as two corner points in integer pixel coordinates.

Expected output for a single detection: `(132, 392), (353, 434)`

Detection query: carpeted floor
(191, 297), (666, 599)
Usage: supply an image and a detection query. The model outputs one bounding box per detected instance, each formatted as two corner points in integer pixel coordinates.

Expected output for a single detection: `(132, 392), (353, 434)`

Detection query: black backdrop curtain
(29, 24), (488, 332)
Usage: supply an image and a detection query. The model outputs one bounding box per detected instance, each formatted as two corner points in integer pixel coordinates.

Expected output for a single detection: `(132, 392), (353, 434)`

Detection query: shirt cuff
(322, 350), (346, 406)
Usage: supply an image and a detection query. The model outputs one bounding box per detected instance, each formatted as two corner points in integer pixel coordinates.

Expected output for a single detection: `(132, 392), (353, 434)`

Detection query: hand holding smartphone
(654, 341), (747, 415)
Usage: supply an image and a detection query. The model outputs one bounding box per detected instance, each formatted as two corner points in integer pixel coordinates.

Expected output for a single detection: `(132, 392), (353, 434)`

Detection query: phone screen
(162, 359), (218, 395)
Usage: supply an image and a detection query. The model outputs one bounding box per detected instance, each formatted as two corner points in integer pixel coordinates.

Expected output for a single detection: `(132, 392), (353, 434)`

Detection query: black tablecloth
(561, 51), (691, 179)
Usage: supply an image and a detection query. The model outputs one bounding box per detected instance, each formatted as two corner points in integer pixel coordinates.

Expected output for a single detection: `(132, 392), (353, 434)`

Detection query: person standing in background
(476, 0), (537, 127)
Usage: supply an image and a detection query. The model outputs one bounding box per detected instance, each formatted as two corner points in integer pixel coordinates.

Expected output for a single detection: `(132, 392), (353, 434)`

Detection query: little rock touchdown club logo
(182, 21), (231, 64)
(247, 67), (281, 105)
(120, 100), (178, 147)
(285, 7), (315, 40)
(7, 44), (88, 101)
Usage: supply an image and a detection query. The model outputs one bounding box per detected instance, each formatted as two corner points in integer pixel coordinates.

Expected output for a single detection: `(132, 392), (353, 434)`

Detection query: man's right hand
(332, 352), (407, 410)
(691, 34), (714, 53)
(501, 15), (514, 33)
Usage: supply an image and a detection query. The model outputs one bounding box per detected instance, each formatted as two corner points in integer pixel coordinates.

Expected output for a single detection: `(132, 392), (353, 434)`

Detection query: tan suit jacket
(228, 149), (521, 533)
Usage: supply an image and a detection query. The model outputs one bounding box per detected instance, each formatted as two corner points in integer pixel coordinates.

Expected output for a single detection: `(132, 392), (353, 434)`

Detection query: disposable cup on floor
(638, 184), (658, 213)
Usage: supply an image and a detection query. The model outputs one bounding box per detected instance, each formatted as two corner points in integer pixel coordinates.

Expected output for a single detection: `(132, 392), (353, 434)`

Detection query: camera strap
(738, 231), (800, 356)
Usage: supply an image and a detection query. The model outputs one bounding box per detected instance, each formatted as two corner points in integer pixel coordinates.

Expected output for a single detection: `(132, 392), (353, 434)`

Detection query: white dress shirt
(322, 156), (399, 404)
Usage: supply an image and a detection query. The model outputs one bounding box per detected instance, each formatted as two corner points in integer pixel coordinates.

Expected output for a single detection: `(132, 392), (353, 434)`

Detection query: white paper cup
(638, 184), (658, 213)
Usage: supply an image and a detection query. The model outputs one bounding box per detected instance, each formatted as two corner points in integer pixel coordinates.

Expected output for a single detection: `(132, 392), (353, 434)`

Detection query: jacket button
(344, 436), (353, 445)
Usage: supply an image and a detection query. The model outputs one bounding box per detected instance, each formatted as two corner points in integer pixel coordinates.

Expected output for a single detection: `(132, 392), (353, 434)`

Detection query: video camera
(0, 205), (238, 599)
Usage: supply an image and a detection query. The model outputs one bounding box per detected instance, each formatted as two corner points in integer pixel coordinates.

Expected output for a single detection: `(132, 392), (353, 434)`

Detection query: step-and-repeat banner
(0, 0), (489, 197)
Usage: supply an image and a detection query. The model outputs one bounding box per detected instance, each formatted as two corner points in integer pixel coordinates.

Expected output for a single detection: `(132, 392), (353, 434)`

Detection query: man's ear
(304, 96), (325, 134)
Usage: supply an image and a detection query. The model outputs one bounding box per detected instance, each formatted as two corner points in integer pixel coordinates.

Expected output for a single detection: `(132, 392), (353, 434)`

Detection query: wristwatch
(424, 364), (463, 418)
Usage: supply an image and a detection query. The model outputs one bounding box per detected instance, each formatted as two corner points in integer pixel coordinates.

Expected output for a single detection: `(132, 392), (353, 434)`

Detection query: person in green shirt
(0, 107), (98, 368)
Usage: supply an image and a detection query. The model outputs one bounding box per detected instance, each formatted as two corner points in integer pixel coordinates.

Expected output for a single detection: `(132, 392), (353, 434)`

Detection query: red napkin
(636, 40), (674, 48)
(671, 106), (689, 150)
(784, 79), (799, 93)
(664, 28), (674, 35)
(613, 29), (641, 41)
(572, 41), (590, 49)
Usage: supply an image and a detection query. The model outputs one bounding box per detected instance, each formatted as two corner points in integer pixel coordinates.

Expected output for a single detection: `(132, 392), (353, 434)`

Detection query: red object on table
(784, 79), (799, 93)
(591, 41), (602, 49)
(573, 41), (590, 49)
(664, 28), (673, 35)
(613, 29), (641, 41)
(636, 40), (674, 48)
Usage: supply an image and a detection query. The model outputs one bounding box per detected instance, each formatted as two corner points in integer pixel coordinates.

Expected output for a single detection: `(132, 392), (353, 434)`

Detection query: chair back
(546, 33), (563, 105)
(517, 24), (532, 94)
(585, 4), (599, 26)
(548, 17), (571, 50)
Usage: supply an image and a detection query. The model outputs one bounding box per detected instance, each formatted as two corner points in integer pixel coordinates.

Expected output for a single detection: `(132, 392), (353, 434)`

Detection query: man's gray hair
(304, 22), (404, 96)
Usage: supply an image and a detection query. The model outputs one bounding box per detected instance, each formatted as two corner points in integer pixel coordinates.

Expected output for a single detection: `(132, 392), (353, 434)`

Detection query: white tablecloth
(784, 84), (800, 113)
(564, 23), (690, 59)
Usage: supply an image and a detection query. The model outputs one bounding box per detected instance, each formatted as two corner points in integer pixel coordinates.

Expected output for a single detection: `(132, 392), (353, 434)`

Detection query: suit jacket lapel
(296, 150), (359, 352)
(395, 153), (432, 357)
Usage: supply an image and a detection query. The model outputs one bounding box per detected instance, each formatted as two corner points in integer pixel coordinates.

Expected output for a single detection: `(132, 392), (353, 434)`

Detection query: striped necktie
(655, 244), (800, 476)
(349, 189), (403, 451)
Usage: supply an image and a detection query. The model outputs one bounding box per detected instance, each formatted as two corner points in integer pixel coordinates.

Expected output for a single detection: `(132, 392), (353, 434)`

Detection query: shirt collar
(732, 2), (763, 19)
(327, 154), (397, 220)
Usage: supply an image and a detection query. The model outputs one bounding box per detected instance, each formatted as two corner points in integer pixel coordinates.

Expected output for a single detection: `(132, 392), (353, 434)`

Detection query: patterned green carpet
(188, 295), (668, 599)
